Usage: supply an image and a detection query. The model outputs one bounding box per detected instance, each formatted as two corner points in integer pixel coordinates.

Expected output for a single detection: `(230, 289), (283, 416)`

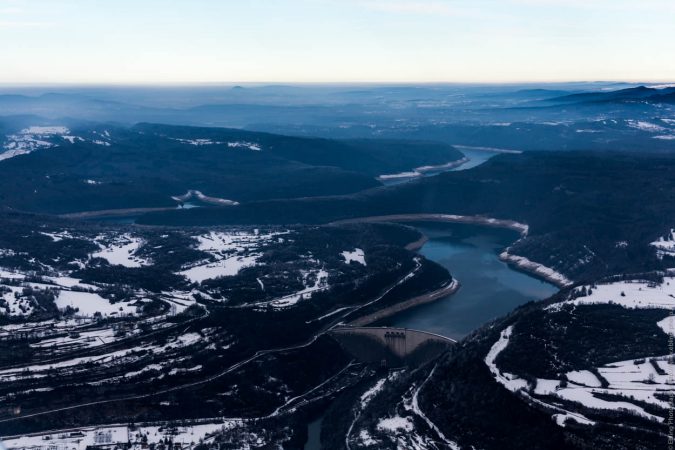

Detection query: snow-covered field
(180, 254), (259, 283)
(55, 290), (137, 317)
(487, 277), (675, 428)
(4, 421), (238, 450)
(171, 137), (262, 151)
(357, 363), (460, 450)
(550, 277), (675, 311)
(91, 234), (150, 268)
(252, 268), (330, 310)
(178, 230), (287, 283)
(376, 416), (414, 433)
(174, 138), (222, 145)
(1, 267), (128, 318)
(227, 141), (262, 151)
(651, 228), (675, 259)
(627, 120), (666, 132)
(342, 248), (366, 266)
(0, 330), (203, 383)
(0, 285), (35, 316)
(0, 126), (120, 162)
(1, 126), (68, 161)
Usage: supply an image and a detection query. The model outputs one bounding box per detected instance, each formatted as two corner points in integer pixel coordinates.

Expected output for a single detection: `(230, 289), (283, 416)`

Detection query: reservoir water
(380, 148), (498, 186)
(383, 222), (558, 341)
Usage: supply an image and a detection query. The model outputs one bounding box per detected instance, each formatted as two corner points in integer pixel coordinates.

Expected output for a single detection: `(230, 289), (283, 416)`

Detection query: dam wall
(329, 326), (455, 367)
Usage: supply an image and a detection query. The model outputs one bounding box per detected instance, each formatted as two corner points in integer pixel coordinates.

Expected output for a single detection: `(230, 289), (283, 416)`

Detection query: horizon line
(0, 79), (674, 88)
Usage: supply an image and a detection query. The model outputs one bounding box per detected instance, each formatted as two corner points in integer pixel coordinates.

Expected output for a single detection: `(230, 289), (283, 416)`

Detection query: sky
(1, 0), (674, 84)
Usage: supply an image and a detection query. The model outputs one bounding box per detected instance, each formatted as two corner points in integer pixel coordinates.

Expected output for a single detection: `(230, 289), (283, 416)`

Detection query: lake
(379, 148), (498, 186)
(383, 222), (558, 340)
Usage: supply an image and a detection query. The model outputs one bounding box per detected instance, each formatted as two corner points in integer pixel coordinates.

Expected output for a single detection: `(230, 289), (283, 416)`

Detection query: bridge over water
(329, 326), (455, 367)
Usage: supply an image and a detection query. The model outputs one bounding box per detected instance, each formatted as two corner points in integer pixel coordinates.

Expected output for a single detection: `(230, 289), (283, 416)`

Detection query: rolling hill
(0, 121), (463, 214)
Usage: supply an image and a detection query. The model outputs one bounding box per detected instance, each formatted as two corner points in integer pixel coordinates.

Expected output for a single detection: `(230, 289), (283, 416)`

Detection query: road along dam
(329, 326), (455, 367)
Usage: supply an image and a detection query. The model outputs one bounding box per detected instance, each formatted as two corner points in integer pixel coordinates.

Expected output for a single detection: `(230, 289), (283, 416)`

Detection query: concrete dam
(329, 326), (455, 367)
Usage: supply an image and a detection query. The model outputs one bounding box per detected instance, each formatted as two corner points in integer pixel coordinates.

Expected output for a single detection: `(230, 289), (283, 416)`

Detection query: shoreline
(331, 213), (572, 288)
(452, 144), (522, 154)
(331, 213), (529, 236)
(349, 279), (460, 327)
(498, 251), (572, 288)
(171, 190), (239, 207)
(59, 207), (176, 220)
(404, 234), (429, 251)
(376, 157), (470, 181)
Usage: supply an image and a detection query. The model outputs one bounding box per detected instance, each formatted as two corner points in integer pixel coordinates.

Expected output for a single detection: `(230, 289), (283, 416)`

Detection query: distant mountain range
(1, 83), (674, 169)
(547, 85), (675, 105)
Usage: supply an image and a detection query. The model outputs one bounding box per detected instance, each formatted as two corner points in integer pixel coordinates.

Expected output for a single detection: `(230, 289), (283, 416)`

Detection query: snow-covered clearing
(92, 234), (149, 268)
(171, 137), (262, 151)
(195, 231), (287, 254)
(40, 230), (74, 242)
(627, 120), (666, 132)
(23, 126), (69, 135)
(566, 370), (602, 388)
(180, 255), (259, 283)
(651, 228), (675, 259)
(55, 290), (137, 317)
(360, 377), (387, 409)
(1, 267), (113, 317)
(349, 371), (402, 449)
(262, 269), (330, 309)
(550, 277), (675, 311)
(174, 138), (221, 146)
(376, 416), (414, 433)
(342, 248), (366, 266)
(160, 289), (203, 314)
(178, 231), (287, 283)
(0, 286), (35, 316)
(486, 295), (675, 429)
(227, 141), (261, 151)
(0, 331), (202, 382)
(4, 421), (239, 450)
(62, 135), (84, 144)
(1, 126), (69, 161)
(358, 429), (379, 446)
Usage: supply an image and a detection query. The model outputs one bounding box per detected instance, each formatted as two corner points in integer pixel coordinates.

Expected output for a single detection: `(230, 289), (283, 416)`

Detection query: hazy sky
(1, 0), (674, 84)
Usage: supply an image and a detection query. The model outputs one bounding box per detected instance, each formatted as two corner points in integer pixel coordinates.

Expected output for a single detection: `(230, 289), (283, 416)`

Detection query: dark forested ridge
(0, 121), (462, 214)
(548, 85), (675, 105)
(139, 151), (675, 282)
